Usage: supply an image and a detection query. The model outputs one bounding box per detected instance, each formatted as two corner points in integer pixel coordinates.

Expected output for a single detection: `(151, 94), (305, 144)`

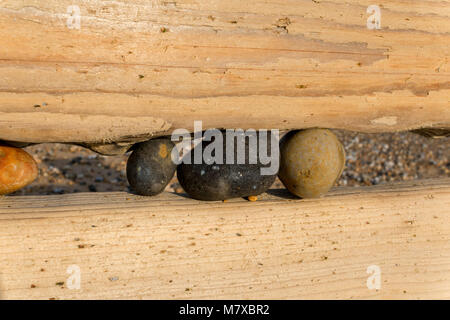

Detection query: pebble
(126, 138), (177, 196)
(278, 129), (345, 198)
(0, 146), (38, 195)
(52, 187), (64, 194)
(177, 130), (278, 201)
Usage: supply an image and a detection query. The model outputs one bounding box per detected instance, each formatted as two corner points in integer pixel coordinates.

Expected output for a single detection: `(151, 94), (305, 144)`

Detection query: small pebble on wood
(126, 138), (177, 196)
(177, 130), (278, 201)
(278, 129), (345, 198)
(0, 146), (38, 195)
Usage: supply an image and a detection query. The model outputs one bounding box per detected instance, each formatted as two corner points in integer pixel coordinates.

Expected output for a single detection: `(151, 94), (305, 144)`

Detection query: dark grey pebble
(177, 130), (278, 201)
(126, 138), (176, 196)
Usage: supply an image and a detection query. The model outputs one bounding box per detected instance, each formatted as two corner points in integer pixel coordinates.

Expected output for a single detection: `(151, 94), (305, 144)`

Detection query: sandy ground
(11, 130), (449, 196)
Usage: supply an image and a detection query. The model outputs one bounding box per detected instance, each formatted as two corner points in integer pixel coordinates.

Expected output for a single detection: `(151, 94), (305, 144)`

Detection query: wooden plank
(0, 178), (449, 300)
(0, 1), (449, 144)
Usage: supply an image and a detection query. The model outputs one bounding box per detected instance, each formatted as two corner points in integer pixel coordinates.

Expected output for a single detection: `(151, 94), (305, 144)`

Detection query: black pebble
(177, 130), (278, 201)
(127, 138), (177, 196)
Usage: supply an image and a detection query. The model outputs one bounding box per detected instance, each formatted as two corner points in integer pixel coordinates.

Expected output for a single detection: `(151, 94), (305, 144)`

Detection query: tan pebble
(278, 129), (345, 198)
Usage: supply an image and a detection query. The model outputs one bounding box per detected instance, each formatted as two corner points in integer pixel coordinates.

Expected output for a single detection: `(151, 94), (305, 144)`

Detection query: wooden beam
(1, 178), (449, 299)
(0, 1), (449, 143)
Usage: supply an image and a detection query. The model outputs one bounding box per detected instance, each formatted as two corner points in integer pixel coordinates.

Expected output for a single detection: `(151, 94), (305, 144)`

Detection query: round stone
(126, 138), (177, 196)
(278, 129), (345, 198)
(0, 146), (38, 195)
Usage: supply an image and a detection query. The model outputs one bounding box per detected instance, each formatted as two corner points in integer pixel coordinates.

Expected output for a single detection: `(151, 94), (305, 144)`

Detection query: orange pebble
(0, 146), (38, 195)
(247, 196), (258, 202)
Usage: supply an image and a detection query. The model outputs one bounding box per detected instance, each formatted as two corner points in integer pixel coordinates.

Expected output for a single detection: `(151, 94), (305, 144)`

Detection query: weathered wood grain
(0, 0), (449, 143)
(0, 179), (449, 299)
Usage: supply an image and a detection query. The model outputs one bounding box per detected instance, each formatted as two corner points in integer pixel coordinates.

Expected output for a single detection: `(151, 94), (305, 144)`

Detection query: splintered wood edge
(0, 178), (449, 300)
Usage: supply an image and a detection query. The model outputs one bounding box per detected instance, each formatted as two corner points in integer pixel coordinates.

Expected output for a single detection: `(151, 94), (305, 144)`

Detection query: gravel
(10, 131), (449, 196)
